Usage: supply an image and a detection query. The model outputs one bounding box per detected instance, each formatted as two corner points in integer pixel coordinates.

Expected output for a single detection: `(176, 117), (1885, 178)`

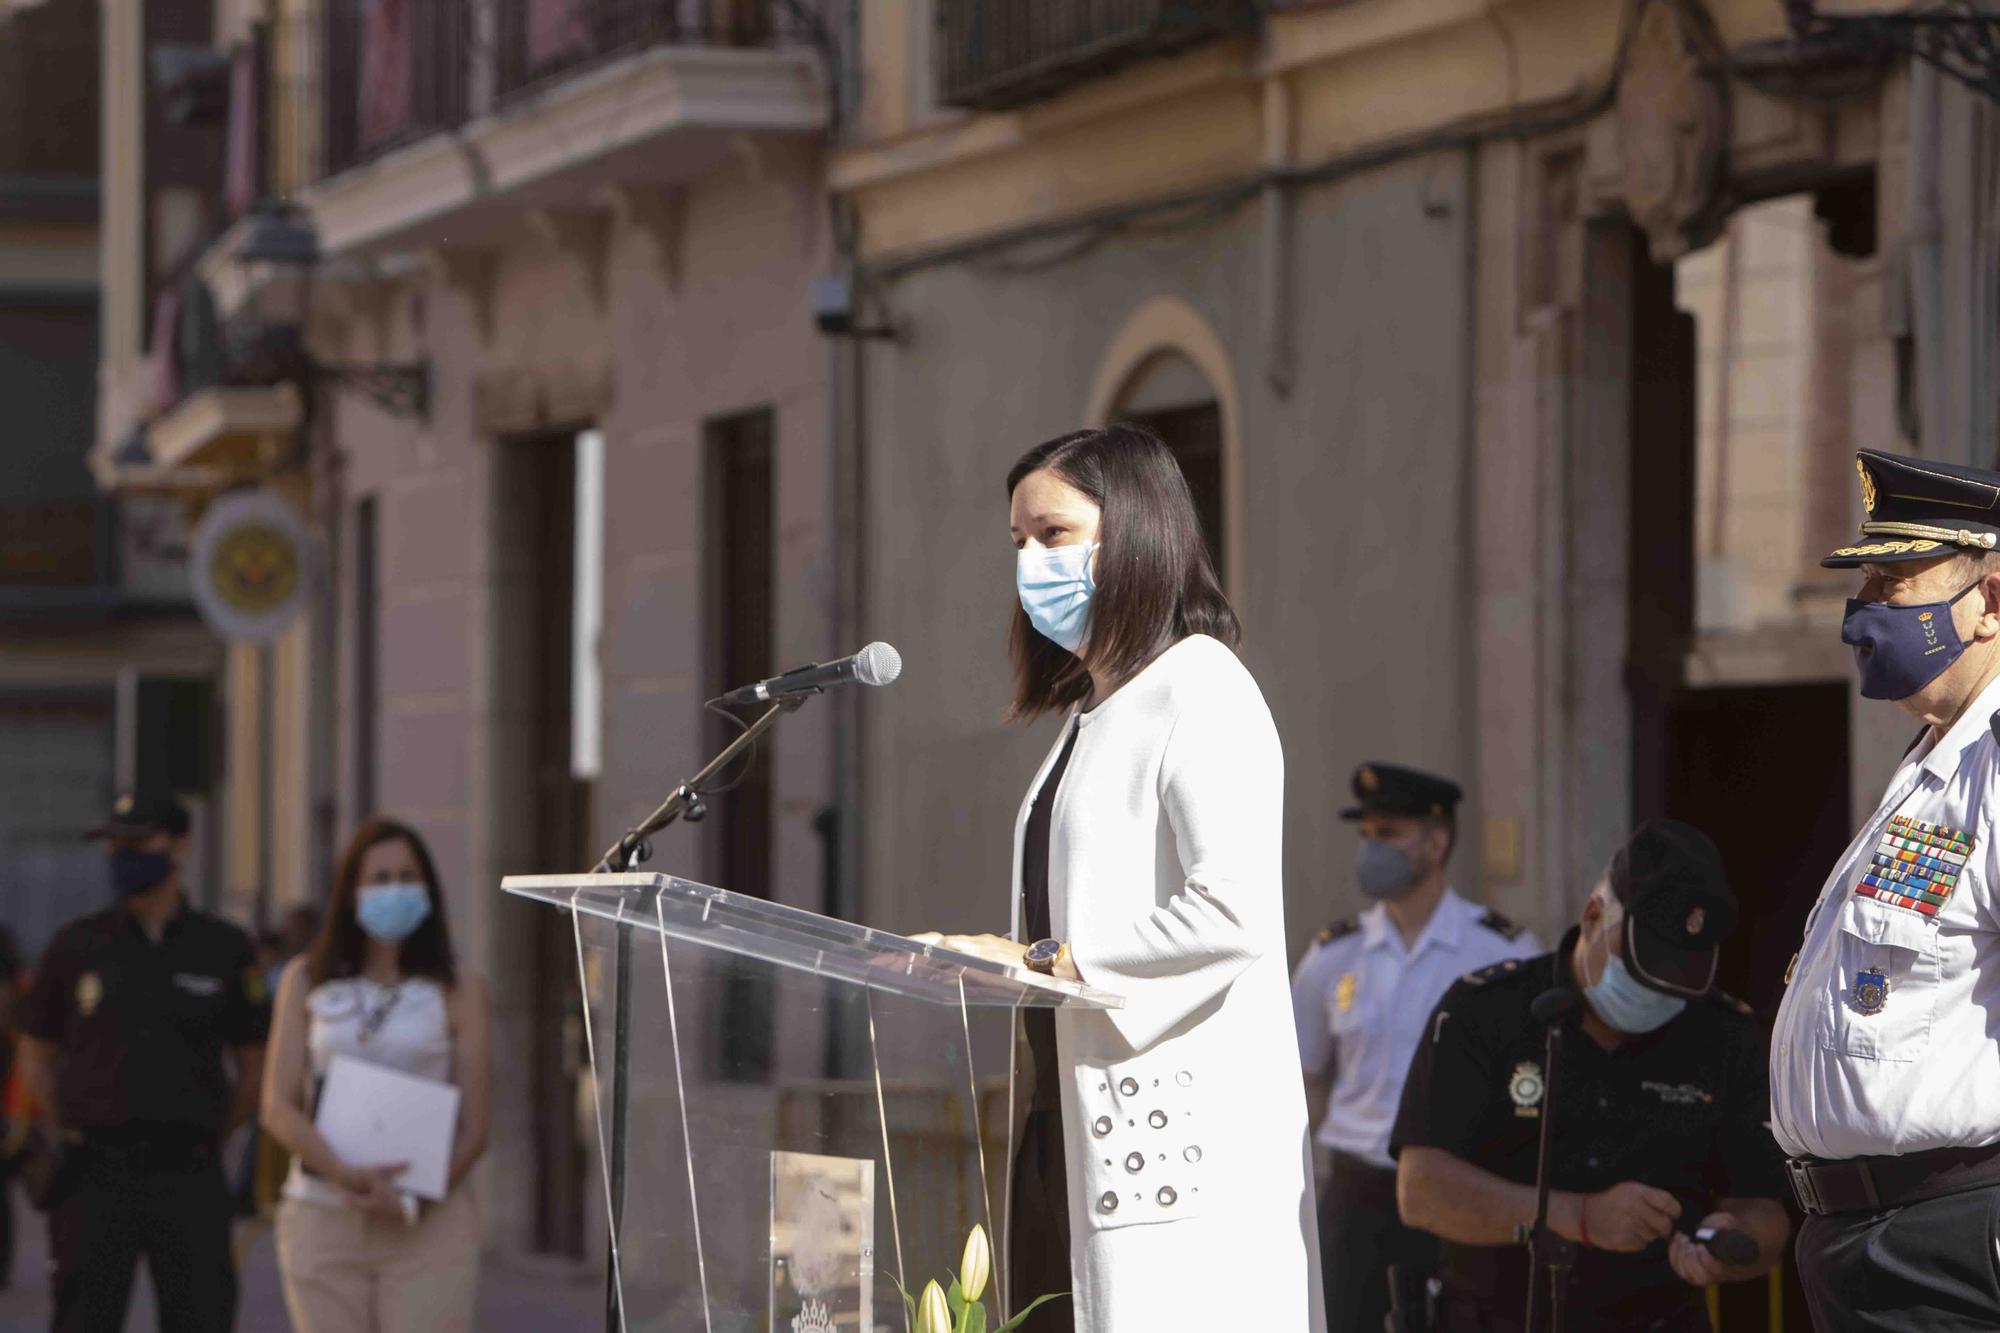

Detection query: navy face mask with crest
(1841, 579), (1983, 701)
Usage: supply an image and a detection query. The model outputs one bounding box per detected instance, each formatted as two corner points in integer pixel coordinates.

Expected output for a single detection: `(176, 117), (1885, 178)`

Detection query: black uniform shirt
(1389, 927), (1788, 1326)
(23, 901), (270, 1143)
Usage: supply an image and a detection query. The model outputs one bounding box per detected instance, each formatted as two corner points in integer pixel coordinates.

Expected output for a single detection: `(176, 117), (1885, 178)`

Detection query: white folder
(314, 1053), (460, 1202)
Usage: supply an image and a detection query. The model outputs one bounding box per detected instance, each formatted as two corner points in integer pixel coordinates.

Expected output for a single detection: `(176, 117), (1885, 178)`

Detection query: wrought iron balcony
(496, 0), (807, 100)
(937, 0), (1258, 111)
(321, 0), (473, 177)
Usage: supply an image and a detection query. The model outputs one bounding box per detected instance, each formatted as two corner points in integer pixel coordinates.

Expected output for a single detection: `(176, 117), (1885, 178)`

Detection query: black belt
(1787, 1142), (2000, 1216)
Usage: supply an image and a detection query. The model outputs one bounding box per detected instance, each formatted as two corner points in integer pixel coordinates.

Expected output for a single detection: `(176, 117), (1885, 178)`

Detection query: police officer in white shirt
(1293, 763), (1540, 1333)
(1774, 449), (2000, 1331)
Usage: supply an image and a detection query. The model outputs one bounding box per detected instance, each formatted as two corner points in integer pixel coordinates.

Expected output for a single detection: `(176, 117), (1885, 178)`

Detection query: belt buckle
(1788, 1158), (1824, 1216)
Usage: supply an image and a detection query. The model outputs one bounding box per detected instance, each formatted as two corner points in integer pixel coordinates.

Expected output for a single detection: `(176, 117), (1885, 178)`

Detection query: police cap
(1608, 819), (1738, 999)
(87, 790), (191, 840)
(1340, 763), (1463, 821)
(1823, 450), (2000, 568)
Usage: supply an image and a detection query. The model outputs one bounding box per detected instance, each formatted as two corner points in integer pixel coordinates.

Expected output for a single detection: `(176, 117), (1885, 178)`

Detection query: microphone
(1530, 987), (1575, 1026)
(1693, 1225), (1759, 1267)
(716, 642), (903, 708)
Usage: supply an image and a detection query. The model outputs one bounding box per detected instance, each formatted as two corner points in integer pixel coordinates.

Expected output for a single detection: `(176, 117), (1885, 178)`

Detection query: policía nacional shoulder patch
(1856, 815), (1974, 917)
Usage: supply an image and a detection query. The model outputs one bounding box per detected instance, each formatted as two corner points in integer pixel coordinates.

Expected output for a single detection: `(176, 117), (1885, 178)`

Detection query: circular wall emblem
(189, 489), (313, 643)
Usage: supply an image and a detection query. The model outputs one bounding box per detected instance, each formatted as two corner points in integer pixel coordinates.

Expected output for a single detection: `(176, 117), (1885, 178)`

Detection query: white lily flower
(916, 1279), (952, 1333)
(960, 1224), (992, 1305)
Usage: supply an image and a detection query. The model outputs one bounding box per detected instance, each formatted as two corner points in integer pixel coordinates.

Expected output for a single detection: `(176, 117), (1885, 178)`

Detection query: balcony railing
(495, 0), (802, 100)
(937, 0), (1257, 110)
(321, 0), (472, 178)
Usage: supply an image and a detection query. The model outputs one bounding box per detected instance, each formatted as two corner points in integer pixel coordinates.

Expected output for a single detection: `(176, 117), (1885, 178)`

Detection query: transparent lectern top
(502, 872), (1125, 1010)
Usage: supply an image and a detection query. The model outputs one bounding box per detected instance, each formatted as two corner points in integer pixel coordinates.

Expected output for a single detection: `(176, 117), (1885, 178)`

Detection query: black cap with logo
(86, 790), (191, 840)
(1607, 819), (1738, 999)
(1339, 763), (1464, 821)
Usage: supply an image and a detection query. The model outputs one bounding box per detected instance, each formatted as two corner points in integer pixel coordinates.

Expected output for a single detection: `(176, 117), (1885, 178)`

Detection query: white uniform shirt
(1290, 888), (1541, 1168)
(1772, 672), (2000, 1160)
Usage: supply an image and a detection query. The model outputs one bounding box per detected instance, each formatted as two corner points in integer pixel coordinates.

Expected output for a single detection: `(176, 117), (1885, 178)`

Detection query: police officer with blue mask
(1775, 450), (2000, 1330)
(1293, 763), (1539, 1332)
(1392, 821), (1790, 1332)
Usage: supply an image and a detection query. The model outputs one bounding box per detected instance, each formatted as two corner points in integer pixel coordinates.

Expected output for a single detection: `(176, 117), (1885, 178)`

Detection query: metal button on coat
(1125, 1152), (1144, 1173)
(1092, 1116), (1112, 1137)
(1175, 1070), (1193, 1087)
(1157, 1186), (1178, 1206)
(1184, 1145), (1202, 1163)
(1148, 1109), (1168, 1129)
(1098, 1192), (1119, 1213)
(1119, 1077), (1139, 1096)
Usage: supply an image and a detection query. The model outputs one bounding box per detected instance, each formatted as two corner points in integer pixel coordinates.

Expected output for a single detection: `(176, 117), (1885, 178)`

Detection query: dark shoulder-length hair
(305, 816), (458, 987)
(1006, 423), (1239, 719)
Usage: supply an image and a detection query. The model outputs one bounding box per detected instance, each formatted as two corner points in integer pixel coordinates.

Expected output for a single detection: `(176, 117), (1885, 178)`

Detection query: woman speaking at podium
(918, 425), (1324, 1333)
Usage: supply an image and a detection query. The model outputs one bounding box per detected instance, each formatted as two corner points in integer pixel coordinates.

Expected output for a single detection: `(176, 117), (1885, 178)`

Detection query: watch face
(1026, 940), (1060, 966)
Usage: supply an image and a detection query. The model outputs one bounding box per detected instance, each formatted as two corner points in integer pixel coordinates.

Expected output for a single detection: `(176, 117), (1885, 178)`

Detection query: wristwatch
(1024, 938), (1067, 975)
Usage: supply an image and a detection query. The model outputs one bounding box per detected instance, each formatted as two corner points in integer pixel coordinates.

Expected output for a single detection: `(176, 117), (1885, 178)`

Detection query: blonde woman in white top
(261, 817), (492, 1333)
(916, 426), (1325, 1333)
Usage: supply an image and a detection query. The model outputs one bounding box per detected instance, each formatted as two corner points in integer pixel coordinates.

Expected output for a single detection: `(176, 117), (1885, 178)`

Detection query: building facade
(91, 0), (843, 1267)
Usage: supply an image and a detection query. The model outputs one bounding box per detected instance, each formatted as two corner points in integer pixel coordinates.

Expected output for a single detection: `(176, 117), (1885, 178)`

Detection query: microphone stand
(591, 692), (809, 1333)
(1524, 994), (1577, 1333)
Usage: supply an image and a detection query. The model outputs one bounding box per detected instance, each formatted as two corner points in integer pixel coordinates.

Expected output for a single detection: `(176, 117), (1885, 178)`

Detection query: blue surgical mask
(1841, 579), (1981, 701)
(1582, 952), (1686, 1034)
(1017, 542), (1096, 653)
(1355, 840), (1418, 901)
(355, 881), (432, 943)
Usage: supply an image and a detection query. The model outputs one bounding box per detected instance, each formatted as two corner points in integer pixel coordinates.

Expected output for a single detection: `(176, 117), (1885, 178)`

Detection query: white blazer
(1010, 635), (1325, 1333)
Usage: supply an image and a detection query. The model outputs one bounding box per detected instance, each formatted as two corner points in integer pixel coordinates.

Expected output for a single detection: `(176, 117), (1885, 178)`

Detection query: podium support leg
(605, 923), (632, 1333)
(866, 989), (909, 1326)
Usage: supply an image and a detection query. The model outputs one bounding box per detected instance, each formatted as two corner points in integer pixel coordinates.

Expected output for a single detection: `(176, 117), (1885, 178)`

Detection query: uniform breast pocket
(1075, 1050), (1210, 1232)
(1821, 897), (1938, 1062)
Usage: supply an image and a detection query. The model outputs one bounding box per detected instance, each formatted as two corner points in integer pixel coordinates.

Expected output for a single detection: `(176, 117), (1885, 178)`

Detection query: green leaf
(948, 1278), (967, 1317)
(960, 1299), (989, 1333)
(889, 1273), (917, 1327)
(992, 1292), (1070, 1333)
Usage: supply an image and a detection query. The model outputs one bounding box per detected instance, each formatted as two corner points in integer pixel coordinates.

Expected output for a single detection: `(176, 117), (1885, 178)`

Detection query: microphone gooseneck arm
(591, 695), (806, 873)
(1524, 987), (1577, 1333)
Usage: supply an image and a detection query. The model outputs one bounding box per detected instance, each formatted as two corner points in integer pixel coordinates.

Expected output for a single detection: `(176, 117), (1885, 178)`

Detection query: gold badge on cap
(1686, 907), (1705, 936)
(76, 972), (102, 1017)
(1358, 767), (1379, 793)
(1857, 457), (1878, 514)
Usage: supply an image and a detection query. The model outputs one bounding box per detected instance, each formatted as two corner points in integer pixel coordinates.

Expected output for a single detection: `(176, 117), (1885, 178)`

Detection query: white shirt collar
(1361, 887), (1467, 958)
(1917, 671), (2000, 786)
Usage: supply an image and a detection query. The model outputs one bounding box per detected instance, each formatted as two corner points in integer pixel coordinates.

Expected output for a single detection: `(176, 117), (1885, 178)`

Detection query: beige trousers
(275, 1188), (481, 1333)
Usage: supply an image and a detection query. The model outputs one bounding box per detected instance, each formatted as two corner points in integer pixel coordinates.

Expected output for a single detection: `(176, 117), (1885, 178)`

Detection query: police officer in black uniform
(18, 791), (270, 1333)
(1390, 821), (1790, 1331)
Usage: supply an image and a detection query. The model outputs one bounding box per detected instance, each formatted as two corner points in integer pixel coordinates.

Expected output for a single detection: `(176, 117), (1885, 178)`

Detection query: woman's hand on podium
(910, 932), (1080, 981)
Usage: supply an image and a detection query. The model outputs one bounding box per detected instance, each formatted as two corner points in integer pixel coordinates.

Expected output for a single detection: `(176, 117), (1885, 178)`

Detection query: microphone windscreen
(855, 641), (903, 687)
(1529, 987), (1575, 1026)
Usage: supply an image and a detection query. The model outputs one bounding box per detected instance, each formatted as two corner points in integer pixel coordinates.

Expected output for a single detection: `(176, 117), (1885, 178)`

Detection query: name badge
(172, 972), (224, 997)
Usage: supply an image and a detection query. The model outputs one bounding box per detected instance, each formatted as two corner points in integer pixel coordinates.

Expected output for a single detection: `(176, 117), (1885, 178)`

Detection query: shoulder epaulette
(1476, 909), (1526, 941)
(1704, 987), (1755, 1018)
(1462, 957), (1527, 987)
(1315, 916), (1359, 946)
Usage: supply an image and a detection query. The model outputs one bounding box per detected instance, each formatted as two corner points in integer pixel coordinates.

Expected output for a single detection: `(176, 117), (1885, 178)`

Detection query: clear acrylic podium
(502, 872), (1124, 1333)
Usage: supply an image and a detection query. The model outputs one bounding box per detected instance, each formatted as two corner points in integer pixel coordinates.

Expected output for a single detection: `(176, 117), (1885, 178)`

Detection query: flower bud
(960, 1224), (992, 1304)
(916, 1279), (951, 1333)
